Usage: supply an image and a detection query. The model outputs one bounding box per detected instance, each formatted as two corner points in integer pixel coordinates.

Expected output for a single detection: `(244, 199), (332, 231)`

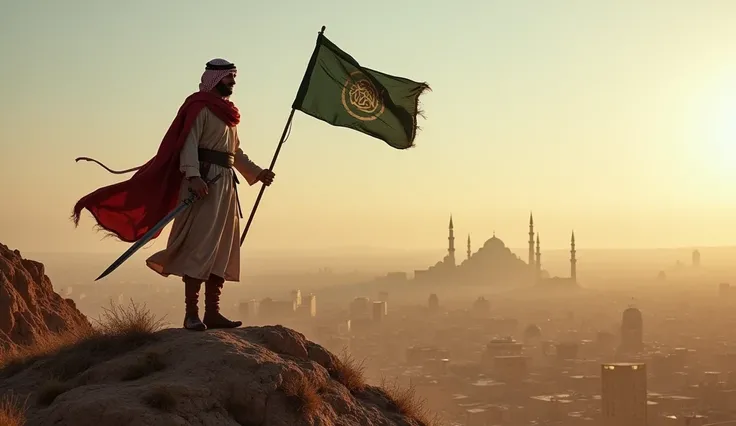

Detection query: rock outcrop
(0, 325), (433, 426)
(0, 244), (90, 351)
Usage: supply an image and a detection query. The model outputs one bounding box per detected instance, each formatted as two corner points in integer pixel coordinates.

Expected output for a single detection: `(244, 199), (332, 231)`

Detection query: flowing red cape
(72, 91), (240, 243)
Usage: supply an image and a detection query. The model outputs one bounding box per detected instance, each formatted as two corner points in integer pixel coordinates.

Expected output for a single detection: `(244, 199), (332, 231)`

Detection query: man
(73, 58), (275, 331)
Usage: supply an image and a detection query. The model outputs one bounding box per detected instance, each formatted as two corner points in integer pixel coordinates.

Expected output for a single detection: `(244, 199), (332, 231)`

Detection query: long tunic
(146, 107), (263, 282)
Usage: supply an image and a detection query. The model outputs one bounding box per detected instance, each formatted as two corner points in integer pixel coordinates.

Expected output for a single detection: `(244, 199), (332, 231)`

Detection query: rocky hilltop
(0, 244), (90, 351)
(0, 246), (436, 426)
(1, 325), (435, 426)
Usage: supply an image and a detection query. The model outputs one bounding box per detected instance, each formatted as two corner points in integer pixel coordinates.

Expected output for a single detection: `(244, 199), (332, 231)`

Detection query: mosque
(413, 213), (578, 287)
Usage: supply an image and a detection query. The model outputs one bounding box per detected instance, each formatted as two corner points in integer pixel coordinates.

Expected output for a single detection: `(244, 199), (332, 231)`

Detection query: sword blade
(94, 201), (191, 281)
(94, 173), (223, 281)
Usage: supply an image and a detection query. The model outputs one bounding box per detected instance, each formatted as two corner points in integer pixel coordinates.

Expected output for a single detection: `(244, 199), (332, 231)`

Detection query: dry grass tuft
(121, 351), (167, 381)
(0, 299), (167, 381)
(141, 385), (177, 412)
(36, 378), (74, 406)
(329, 347), (366, 393)
(0, 392), (28, 426)
(280, 372), (324, 419)
(380, 378), (443, 426)
(95, 299), (167, 336)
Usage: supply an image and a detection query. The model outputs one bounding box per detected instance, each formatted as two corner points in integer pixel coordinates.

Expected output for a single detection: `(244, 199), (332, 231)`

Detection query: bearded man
(73, 58), (275, 331)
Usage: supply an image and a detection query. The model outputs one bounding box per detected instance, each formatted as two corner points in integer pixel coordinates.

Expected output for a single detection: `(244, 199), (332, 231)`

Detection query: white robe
(146, 107), (263, 282)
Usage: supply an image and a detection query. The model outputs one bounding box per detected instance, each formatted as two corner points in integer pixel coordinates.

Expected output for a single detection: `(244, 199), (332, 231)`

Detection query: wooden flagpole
(239, 26), (326, 246)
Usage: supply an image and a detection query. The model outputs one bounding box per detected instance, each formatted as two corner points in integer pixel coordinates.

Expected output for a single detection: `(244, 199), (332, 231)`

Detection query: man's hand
(257, 169), (275, 186)
(188, 176), (209, 198)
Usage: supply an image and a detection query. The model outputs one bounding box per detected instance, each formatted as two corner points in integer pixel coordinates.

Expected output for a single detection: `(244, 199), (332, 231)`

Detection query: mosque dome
(482, 235), (506, 250)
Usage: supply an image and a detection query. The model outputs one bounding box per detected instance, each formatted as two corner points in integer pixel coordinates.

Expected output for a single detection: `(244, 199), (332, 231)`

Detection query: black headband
(205, 61), (236, 71)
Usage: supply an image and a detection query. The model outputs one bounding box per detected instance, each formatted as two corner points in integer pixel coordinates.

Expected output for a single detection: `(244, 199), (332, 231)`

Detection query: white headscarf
(199, 58), (237, 92)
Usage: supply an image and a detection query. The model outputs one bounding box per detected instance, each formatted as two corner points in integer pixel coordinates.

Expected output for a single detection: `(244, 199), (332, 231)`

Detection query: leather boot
(183, 276), (206, 331)
(203, 274), (242, 329)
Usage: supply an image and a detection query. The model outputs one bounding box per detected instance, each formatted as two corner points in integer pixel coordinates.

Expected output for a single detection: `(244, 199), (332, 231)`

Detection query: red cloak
(72, 91), (240, 243)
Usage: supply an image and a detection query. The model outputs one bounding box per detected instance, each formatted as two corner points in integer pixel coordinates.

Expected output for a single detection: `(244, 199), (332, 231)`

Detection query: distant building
(482, 337), (523, 368)
(428, 293), (439, 312)
(291, 289), (302, 308)
(620, 307), (644, 353)
(372, 301), (387, 322)
(692, 249), (701, 267)
(238, 299), (259, 319)
(349, 297), (371, 320)
(296, 294), (317, 318)
(601, 362), (647, 426)
(306, 294), (316, 317)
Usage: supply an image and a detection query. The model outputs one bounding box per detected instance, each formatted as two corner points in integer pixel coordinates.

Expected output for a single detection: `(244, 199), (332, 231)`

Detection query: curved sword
(94, 173), (223, 281)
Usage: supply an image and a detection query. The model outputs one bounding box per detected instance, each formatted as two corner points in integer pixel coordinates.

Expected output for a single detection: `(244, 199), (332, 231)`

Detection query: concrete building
(620, 307), (644, 353)
(601, 362), (647, 426)
(350, 297), (371, 320)
(372, 301), (388, 322)
(306, 294), (316, 317)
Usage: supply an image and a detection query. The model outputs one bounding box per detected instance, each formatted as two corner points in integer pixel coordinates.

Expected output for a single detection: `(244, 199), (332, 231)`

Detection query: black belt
(197, 148), (243, 218)
(198, 148), (235, 168)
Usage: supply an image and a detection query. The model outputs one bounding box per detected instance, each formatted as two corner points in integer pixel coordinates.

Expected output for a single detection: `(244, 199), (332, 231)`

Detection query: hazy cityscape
(15, 214), (736, 425)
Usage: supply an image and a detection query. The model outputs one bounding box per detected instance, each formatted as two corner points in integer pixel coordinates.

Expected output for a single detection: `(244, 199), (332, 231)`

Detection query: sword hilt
(187, 173), (224, 201)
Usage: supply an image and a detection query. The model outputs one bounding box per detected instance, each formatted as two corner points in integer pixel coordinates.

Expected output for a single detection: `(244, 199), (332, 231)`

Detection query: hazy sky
(2, 0), (736, 254)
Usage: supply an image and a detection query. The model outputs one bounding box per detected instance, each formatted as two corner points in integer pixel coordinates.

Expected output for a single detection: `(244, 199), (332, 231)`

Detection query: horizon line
(20, 244), (731, 255)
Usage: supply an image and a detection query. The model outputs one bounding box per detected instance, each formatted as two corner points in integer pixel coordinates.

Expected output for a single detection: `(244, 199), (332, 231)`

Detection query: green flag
(292, 32), (431, 150)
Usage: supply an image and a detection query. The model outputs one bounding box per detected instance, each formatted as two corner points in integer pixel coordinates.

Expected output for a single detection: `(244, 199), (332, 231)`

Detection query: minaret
(535, 234), (541, 282)
(570, 231), (577, 283)
(528, 212), (535, 267)
(447, 215), (456, 266)
(467, 234), (471, 260)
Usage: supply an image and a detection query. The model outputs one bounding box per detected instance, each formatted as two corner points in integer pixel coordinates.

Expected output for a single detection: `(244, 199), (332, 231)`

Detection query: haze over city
(2, 1), (736, 426)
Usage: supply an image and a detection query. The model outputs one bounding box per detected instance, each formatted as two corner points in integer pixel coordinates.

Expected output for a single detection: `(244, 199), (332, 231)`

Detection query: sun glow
(697, 81), (736, 180)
